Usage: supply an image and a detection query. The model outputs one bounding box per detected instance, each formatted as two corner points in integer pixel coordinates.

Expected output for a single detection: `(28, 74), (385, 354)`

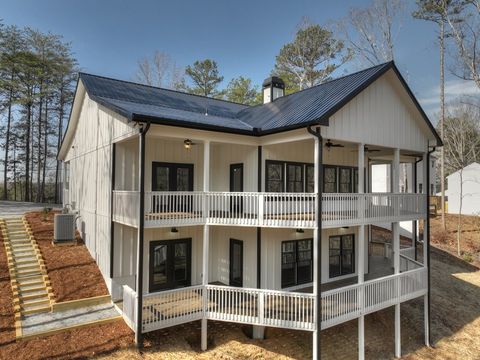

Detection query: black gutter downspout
(413, 159), (418, 261)
(110, 143), (116, 278)
(426, 146), (435, 347)
(257, 146), (262, 289)
(307, 125), (323, 359)
(135, 121), (151, 346)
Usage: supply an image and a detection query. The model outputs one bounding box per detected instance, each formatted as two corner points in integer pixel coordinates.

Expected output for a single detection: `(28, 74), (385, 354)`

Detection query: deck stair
(0, 217), (54, 323)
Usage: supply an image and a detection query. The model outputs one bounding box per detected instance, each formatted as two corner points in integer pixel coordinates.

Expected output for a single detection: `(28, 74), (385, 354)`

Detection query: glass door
(229, 239), (243, 287)
(230, 163), (244, 214)
(149, 238), (192, 291)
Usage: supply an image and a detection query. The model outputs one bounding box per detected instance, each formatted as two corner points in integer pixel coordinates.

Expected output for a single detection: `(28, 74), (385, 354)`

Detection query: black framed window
(339, 167), (352, 193)
(266, 161), (285, 192)
(152, 162), (193, 191)
(287, 163), (304, 192)
(281, 238), (313, 288)
(329, 234), (354, 278)
(323, 166), (337, 193)
(306, 165), (315, 193)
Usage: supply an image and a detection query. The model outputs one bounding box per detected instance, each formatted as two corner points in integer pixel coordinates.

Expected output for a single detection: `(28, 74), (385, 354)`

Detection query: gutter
(135, 121), (151, 346)
(307, 125), (323, 356)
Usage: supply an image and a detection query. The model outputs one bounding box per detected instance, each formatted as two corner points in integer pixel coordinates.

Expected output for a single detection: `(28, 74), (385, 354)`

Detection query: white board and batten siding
(63, 88), (136, 292)
(323, 70), (431, 153)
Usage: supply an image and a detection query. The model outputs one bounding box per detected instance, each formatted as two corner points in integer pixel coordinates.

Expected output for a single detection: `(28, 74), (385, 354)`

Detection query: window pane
(176, 168), (190, 191)
(329, 256), (341, 277)
(267, 163), (284, 192)
(339, 168), (352, 193)
(342, 251), (354, 274)
(324, 167), (337, 193)
(287, 164), (303, 193)
(174, 243), (188, 283)
(281, 241), (296, 287)
(152, 244), (168, 286)
(306, 165), (314, 193)
(155, 166), (169, 191)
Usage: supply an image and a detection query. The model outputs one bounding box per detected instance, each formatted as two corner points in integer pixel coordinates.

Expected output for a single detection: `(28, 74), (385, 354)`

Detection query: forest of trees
(0, 23), (77, 203)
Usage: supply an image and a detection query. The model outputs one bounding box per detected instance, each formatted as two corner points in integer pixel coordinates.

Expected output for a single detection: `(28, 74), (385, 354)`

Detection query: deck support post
(307, 126), (322, 360)
(135, 122), (150, 346)
(392, 148), (401, 358)
(357, 143), (365, 360)
(423, 152), (431, 346)
(201, 140), (210, 351)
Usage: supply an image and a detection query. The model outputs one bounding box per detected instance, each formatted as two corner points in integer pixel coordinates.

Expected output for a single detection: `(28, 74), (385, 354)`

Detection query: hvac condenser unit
(53, 213), (76, 244)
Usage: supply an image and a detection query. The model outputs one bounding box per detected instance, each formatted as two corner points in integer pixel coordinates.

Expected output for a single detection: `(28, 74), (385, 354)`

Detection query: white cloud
(419, 80), (480, 108)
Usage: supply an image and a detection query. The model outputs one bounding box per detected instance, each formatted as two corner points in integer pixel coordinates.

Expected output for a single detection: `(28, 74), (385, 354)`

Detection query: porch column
(201, 140), (210, 351)
(423, 152), (430, 346)
(392, 148), (401, 358)
(413, 161), (418, 261)
(357, 143), (365, 360)
(311, 129), (322, 360)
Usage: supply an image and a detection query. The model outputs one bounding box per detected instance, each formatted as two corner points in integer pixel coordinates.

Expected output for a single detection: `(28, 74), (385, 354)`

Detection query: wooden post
(393, 148), (401, 358)
(201, 140), (210, 351)
(358, 143), (365, 360)
(423, 152), (430, 346)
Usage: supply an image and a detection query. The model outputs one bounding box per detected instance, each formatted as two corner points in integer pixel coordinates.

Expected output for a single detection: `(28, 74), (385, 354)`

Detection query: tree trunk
(457, 169), (463, 256)
(440, 20), (446, 229)
(41, 101), (48, 202)
(54, 86), (64, 204)
(3, 85), (13, 200)
(24, 101), (31, 202)
(36, 93), (43, 203)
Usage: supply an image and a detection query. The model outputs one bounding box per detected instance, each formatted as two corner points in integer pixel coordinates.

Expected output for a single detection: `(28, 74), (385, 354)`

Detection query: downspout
(307, 125), (323, 358)
(413, 158), (422, 262)
(110, 143), (116, 278)
(426, 146), (435, 347)
(135, 121), (151, 345)
(257, 145), (262, 289)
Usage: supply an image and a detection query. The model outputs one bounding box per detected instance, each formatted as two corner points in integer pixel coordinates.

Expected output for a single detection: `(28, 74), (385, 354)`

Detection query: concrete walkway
(21, 302), (122, 338)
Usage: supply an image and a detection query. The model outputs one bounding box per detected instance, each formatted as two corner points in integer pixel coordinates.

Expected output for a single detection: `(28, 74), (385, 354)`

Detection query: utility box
(53, 213), (76, 244)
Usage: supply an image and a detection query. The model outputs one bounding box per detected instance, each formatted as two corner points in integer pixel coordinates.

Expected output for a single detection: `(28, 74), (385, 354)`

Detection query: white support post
(392, 148), (401, 358)
(357, 143), (365, 360)
(201, 140), (210, 351)
(422, 152), (430, 346)
(312, 136), (320, 360)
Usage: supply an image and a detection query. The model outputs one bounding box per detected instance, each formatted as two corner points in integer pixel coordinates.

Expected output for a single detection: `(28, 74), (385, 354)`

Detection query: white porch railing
(321, 267), (427, 329)
(127, 267), (426, 334)
(112, 191), (426, 229)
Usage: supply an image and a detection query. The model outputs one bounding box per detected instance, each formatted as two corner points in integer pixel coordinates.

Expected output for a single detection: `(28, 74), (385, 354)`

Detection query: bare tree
(134, 51), (185, 90)
(337, 0), (405, 66)
(444, 1), (480, 88)
(443, 101), (480, 255)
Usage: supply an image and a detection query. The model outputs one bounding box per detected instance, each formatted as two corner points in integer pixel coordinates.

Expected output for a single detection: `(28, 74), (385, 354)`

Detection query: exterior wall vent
(54, 213), (76, 243)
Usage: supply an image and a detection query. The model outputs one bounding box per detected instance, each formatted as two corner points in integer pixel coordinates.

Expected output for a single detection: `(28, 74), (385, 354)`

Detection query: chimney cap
(262, 76), (285, 89)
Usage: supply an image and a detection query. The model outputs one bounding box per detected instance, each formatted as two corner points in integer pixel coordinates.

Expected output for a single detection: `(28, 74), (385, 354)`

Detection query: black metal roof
(78, 61), (441, 143)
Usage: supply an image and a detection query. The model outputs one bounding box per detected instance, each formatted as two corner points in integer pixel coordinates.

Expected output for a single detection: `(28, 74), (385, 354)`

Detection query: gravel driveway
(0, 201), (61, 217)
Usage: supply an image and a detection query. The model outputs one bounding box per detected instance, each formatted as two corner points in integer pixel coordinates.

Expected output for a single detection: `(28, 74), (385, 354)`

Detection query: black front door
(152, 162), (194, 213)
(229, 239), (243, 287)
(149, 238), (192, 292)
(230, 163), (243, 213)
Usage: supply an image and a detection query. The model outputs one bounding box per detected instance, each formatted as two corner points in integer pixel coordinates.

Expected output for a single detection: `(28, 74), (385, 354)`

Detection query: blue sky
(2, 0), (479, 121)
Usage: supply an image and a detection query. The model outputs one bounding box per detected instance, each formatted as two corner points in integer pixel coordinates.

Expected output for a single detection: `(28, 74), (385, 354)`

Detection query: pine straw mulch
(24, 210), (108, 302)
(0, 219), (135, 360)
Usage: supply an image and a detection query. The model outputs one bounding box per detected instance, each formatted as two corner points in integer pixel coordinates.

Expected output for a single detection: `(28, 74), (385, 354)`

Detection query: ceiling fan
(325, 139), (344, 149)
(350, 146), (381, 153)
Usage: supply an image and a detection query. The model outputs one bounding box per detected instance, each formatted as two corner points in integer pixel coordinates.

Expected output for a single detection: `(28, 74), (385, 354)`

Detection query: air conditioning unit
(54, 213), (76, 244)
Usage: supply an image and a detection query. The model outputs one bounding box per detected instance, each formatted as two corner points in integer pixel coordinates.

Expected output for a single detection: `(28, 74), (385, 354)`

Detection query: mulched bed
(0, 218), (135, 360)
(24, 210), (108, 302)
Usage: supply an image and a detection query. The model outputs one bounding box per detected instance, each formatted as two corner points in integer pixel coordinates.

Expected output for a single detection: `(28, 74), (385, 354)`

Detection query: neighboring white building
(447, 162), (480, 215)
(58, 61), (441, 359)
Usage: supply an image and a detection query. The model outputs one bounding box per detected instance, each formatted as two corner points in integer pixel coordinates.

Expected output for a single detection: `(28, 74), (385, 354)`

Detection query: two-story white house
(58, 61), (441, 360)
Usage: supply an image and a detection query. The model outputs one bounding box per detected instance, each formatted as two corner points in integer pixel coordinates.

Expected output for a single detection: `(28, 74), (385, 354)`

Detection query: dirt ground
(0, 221), (134, 360)
(430, 213), (480, 266)
(25, 210), (109, 302)
(0, 213), (479, 359)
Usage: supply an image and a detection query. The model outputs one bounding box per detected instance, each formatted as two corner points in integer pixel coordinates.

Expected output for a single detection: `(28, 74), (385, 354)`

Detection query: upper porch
(108, 126), (429, 229)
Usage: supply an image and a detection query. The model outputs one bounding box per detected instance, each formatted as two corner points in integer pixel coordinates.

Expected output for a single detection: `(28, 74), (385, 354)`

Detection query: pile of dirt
(24, 210), (108, 302)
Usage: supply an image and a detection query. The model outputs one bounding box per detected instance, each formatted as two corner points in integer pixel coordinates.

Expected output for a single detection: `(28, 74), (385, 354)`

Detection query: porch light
(342, 226), (350, 229)
(171, 227), (178, 233)
(296, 228), (304, 233)
(184, 139), (194, 149)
